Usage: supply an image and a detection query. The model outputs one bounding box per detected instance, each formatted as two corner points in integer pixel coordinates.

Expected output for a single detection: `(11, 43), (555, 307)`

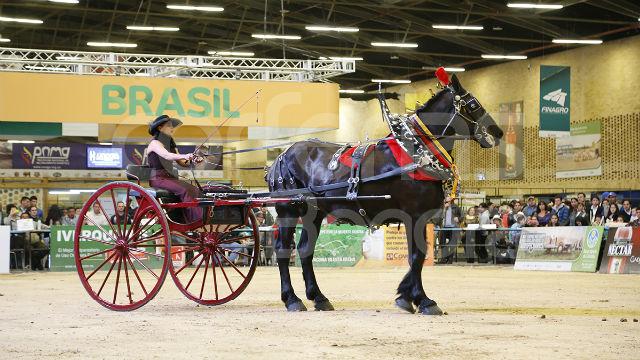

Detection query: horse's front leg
(275, 215), (306, 311)
(298, 213), (334, 311)
(395, 217), (443, 315)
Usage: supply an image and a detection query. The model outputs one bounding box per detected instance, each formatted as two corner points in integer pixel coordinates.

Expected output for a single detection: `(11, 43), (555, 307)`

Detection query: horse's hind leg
(275, 206), (306, 311)
(298, 212), (334, 311)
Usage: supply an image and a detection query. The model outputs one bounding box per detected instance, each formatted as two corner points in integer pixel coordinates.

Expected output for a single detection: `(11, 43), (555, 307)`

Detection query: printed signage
(556, 121), (602, 178)
(514, 226), (604, 272)
(294, 225), (365, 267)
(539, 65), (571, 137)
(599, 227), (640, 274)
(12, 143), (86, 169)
(87, 146), (123, 169)
(498, 101), (524, 180)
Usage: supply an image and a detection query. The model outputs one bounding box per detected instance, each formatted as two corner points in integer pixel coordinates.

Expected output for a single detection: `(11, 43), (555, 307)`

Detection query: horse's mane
(414, 88), (449, 114)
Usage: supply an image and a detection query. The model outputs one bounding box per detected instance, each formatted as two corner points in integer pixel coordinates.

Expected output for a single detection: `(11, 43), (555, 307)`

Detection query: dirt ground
(1, 266), (639, 359)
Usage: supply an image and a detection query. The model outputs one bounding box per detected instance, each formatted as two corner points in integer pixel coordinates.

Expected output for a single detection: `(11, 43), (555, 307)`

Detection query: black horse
(265, 74), (503, 315)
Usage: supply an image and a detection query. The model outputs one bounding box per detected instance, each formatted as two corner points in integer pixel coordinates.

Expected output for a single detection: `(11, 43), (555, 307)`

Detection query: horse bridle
(438, 88), (493, 145)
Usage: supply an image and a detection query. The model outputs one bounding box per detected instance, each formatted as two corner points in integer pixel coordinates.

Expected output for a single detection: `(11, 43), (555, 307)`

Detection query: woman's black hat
(148, 115), (183, 135)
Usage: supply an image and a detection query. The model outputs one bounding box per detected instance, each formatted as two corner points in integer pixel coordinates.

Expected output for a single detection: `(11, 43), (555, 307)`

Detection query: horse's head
(415, 68), (503, 149)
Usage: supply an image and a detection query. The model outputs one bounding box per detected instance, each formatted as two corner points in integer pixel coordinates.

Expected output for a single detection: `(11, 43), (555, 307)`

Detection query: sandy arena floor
(1, 266), (639, 359)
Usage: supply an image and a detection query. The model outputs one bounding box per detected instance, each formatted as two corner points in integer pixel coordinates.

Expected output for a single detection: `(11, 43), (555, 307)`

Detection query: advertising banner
(498, 101), (524, 180)
(514, 226), (604, 272)
(383, 224), (435, 266)
(599, 227), (640, 274)
(295, 225), (365, 267)
(540, 65), (570, 137)
(12, 143), (86, 169)
(49, 225), (165, 272)
(556, 121), (602, 178)
(0, 72), (339, 129)
(87, 146), (123, 169)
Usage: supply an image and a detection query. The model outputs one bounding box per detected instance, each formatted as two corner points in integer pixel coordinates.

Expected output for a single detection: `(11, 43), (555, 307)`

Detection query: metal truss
(0, 47), (355, 82)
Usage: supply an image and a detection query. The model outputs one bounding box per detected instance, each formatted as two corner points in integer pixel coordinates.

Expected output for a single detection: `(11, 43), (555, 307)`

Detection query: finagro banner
(295, 225), (365, 267)
(50, 225), (165, 272)
(556, 121), (602, 178)
(539, 65), (570, 137)
(514, 226), (604, 272)
(599, 227), (640, 274)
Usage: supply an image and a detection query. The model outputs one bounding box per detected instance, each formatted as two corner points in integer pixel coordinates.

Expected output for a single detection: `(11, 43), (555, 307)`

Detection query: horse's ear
(450, 74), (463, 92)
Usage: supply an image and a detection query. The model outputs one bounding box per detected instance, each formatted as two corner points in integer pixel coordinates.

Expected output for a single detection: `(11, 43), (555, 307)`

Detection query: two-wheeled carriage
(74, 164), (297, 311)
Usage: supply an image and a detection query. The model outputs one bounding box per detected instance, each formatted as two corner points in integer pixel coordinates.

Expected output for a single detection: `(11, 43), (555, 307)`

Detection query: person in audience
(29, 196), (44, 219)
(85, 202), (110, 226)
(551, 196), (570, 226)
(44, 205), (64, 226)
(589, 196), (603, 225)
(628, 208), (640, 227)
(630, 207), (639, 223)
(110, 201), (133, 225)
(508, 200), (523, 226)
(593, 215), (603, 226)
(523, 196), (537, 217)
(62, 207), (78, 226)
(18, 212), (49, 270)
(536, 201), (552, 226)
(509, 212), (526, 248)
(577, 192), (587, 206)
(602, 198), (610, 219)
(19, 196), (31, 214)
(606, 203), (619, 223)
(5, 206), (20, 229)
(548, 214), (560, 227)
(62, 208), (68, 218)
(27, 206), (42, 222)
(438, 197), (461, 264)
(476, 203), (491, 263)
(619, 200), (633, 223)
(3, 204), (16, 226)
(607, 192), (618, 205)
(462, 207), (479, 263)
(258, 206), (275, 226)
(574, 203), (589, 226)
(526, 215), (539, 227)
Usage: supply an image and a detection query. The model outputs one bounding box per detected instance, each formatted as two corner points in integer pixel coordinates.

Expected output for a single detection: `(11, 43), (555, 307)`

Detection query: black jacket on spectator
(620, 209), (632, 223)
(588, 205), (603, 224)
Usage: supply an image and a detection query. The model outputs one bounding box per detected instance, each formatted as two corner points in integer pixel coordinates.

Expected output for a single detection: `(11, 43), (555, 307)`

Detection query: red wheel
(169, 208), (260, 305)
(74, 182), (170, 311)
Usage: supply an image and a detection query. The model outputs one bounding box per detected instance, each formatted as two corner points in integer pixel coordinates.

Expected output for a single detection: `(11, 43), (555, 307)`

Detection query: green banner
(539, 65), (570, 137)
(514, 226), (604, 272)
(50, 225), (163, 272)
(295, 225), (365, 267)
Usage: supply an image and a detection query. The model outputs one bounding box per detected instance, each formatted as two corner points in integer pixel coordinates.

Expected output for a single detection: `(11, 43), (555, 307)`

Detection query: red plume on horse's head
(435, 67), (450, 86)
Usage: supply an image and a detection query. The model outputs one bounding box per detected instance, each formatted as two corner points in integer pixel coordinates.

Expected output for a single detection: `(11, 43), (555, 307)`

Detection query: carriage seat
(126, 164), (181, 202)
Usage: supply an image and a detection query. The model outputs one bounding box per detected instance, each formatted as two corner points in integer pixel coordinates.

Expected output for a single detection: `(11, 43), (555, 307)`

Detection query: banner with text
(0, 72), (339, 129)
(599, 227), (640, 274)
(498, 101), (524, 180)
(514, 226), (603, 272)
(540, 65), (570, 137)
(295, 225), (365, 267)
(556, 121), (602, 178)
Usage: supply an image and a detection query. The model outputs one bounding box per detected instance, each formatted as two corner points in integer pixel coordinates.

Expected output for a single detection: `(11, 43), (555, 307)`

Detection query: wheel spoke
(82, 216), (119, 244)
(171, 231), (201, 244)
(199, 254), (210, 300)
(86, 251), (118, 280)
(122, 187), (131, 238)
(127, 213), (158, 243)
(128, 247), (165, 259)
(217, 235), (255, 244)
(129, 251), (159, 279)
(126, 255), (148, 296)
(113, 255), (123, 304)
(78, 235), (116, 247)
(110, 189), (123, 238)
(97, 253), (120, 297)
(80, 248), (113, 261)
(170, 246), (202, 256)
(123, 255), (133, 304)
(129, 234), (165, 247)
(95, 200), (121, 240)
(225, 249), (252, 258)
(175, 251), (203, 275)
(185, 254), (207, 291)
(215, 252), (234, 293)
(212, 255), (218, 300)
(216, 249), (247, 279)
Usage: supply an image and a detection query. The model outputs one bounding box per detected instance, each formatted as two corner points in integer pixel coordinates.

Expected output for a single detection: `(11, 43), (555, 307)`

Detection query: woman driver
(146, 114), (203, 223)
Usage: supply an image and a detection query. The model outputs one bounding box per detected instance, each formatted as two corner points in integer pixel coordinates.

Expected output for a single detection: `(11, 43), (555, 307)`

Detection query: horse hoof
(418, 304), (443, 316)
(314, 299), (335, 311)
(395, 297), (416, 314)
(286, 300), (307, 312)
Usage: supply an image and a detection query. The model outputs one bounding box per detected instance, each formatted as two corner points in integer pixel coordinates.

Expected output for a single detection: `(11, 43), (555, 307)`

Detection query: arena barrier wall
(599, 226), (640, 274)
(514, 226), (604, 272)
